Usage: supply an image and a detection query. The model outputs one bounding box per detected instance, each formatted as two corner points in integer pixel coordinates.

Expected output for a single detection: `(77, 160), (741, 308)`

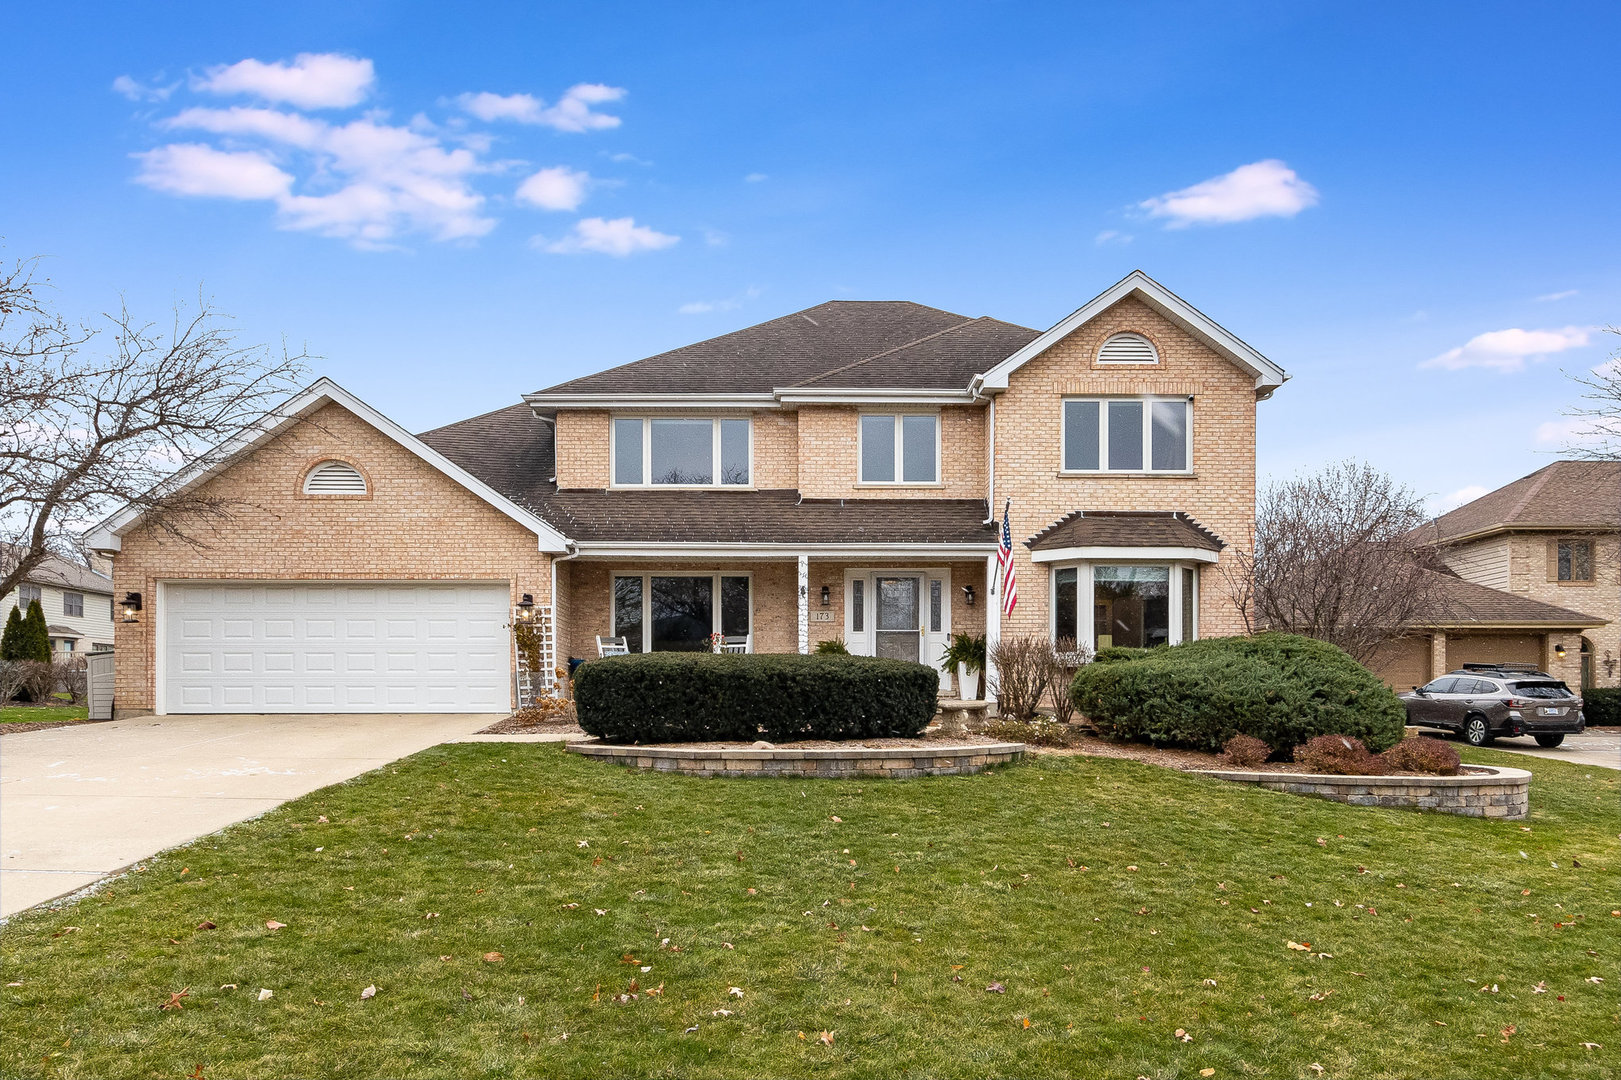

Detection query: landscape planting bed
(567, 739), (1025, 778)
(1197, 763), (1531, 818)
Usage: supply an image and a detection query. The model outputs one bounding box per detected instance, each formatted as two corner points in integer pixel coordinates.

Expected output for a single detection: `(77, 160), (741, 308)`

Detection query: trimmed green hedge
(1070, 632), (1407, 753)
(573, 652), (940, 744)
(1585, 687), (1620, 727)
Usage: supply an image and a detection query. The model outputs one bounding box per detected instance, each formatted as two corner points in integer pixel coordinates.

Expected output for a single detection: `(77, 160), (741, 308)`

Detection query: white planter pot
(957, 664), (981, 701)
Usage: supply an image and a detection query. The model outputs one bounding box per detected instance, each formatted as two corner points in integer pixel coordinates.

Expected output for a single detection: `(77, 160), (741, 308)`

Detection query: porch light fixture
(962, 584), (975, 607)
(121, 592), (142, 622)
(1553, 642), (1567, 659)
(820, 585), (831, 607)
(515, 593), (536, 623)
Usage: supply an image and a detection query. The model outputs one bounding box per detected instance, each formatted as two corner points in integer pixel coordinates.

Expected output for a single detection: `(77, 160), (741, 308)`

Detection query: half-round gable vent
(1097, 332), (1159, 364)
(302, 460), (368, 494)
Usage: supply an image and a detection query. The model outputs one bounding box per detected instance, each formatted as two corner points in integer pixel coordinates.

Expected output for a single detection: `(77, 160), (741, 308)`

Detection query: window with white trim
(611, 573), (751, 652)
(1050, 561), (1198, 651)
(859, 413), (938, 484)
(1097, 332), (1159, 364)
(303, 460), (367, 494)
(1062, 397), (1190, 473)
(612, 418), (751, 486)
(62, 591), (84, 617)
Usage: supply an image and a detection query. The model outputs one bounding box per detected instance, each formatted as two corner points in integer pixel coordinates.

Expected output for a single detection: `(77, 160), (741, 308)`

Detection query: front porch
(556, 553), (990, 692)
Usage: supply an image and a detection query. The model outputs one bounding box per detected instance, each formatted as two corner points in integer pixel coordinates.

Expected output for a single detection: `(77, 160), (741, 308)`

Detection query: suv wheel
(1463, 715), (1492, 747)
(1534, 733), (1565, 748)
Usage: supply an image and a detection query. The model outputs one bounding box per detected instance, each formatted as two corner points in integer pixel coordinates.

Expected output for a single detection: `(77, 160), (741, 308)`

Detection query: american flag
(995, 498), (1017, 614)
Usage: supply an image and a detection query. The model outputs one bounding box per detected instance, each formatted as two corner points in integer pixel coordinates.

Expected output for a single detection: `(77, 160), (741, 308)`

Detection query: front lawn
(2, 746), (1615, 1079)
(0, 704), (87, 724)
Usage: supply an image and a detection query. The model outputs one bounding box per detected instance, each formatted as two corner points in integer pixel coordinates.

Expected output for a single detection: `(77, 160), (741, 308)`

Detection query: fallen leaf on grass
(1532, 981), (1548, 993)
(424, 912), (439, 920)
(160, 989), (190, 1011)
(1022, 1017), (1032, 1029)
(1286, 941), (1311, 951)
(1581, 1042), (1603, 1050)
(1500, 1025), (1516, 1042)
(360, 985), (376, 1000)
(196, 920), (216, 930)
(986, 981), (1006, 993)
(51, 926), (80, 938)
(265, 920), (286, 930)
(1200, 1070), (1215, 1077)
(1175, 1028), (1192, 1042)
(1309, 989), (1334, 1002)
(1587, 976), (1604, 984)
(819, 1030), (835, 1046)
(712, 1009), (733, 1017)
(1309, 1065), (1324, 1075)
(483, 952), (504, 963)
(257, 989), (273, 1001)
(439, 955), (451, 962)
(729, 987), (745, 998)
(219, 984), (237, 990)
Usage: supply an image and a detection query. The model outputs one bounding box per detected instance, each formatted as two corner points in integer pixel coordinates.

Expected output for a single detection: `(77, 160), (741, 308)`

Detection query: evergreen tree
(0, 605), (23, 661)
(23, 600), (52, 662)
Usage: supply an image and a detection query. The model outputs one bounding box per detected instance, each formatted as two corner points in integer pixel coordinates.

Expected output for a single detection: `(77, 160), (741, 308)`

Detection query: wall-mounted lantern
(515, 593), (535, 623)
(121, 592), (143, 622)
(1553, 642), (1567, 659)
(961, 584), (975, 607)
(820, 585), (831, 607)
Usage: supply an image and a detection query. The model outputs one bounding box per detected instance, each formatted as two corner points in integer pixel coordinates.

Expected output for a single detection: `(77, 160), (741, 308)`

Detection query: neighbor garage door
(1369, 634), (1432, 690)
(1445, 632), (1544, 673)
(162, 581), (510, 714)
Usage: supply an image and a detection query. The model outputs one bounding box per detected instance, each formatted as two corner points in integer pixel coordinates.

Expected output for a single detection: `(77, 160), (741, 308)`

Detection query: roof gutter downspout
(983, 393), (996, 524)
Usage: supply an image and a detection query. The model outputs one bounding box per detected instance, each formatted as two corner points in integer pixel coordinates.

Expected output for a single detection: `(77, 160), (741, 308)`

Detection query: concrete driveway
(0, 712), (503, 918)
(1482, 729), (1621, 770)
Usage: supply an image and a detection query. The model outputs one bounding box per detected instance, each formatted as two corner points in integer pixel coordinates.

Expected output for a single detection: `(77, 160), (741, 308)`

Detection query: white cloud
(1430, 485), (1490, 515)
(112, 75), (175, 102)
(1140, 159), (1319, 227)
(1534, 289), (1578, 302)
(1094, 229), (1133, 246)
(457, 84), (625, 132)
(515, 166), (590, 211)
(743, 172), (767, 183)
(133, 144), (293, 199)
(539, 217), (678, 256)
(194, 53), (375, 109)
(1535, 415), (1618, 449)
(166, 106), (326, 147)
(679, 286), (762, 315)
(1422, 326), (1592, 372)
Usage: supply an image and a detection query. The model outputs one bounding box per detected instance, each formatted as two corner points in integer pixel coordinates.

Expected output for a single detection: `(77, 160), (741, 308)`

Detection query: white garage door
(162, 581), (510, 714)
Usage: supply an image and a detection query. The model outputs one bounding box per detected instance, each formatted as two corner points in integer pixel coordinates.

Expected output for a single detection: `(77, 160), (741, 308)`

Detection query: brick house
(89, 270), (1290, 716)
(1381, 461), (1618, 691)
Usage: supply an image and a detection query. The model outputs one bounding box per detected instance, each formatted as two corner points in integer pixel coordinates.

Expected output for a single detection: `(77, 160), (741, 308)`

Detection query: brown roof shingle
(1025, 510), (1225, 552)
(1410, 569), (1608, 628)
(1423, 460), (1621, 543)
(535, 301), (1036, 395)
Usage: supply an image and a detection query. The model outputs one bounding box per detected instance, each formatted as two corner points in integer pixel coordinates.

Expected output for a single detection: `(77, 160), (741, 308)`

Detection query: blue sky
(6, 1), (1617, 512)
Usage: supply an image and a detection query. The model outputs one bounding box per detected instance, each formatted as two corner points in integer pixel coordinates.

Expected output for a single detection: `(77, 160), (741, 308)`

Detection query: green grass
(0, 704), (86, 723)
(2, 746), (1616, 1079)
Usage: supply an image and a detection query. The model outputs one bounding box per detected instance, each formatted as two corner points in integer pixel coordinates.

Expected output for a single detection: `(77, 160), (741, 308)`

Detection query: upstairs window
(612, 417), (751, 486)
(18, 583), (41, 608)
(303, 460), (367, 494)
(1062, 397), (1190, 473)
(63, 591), (84, 617)
(1097, 332), (1159, 364)
(1556, 539), (1593, 581)
(859, 413), (939, 484)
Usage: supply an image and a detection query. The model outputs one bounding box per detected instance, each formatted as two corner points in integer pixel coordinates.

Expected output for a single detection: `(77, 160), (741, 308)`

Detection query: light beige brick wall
(553, 409), (798, 490)
(795, 406), (986, 499)
(112, 403), (553, 714)
(991, 295), (1258, 643)
(1506, 532), (1619, 687)
(753, 411), (799, 489)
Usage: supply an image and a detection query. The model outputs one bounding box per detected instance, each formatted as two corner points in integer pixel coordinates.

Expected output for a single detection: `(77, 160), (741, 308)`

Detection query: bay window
(612, 417), (751, 486)
(859, 413), (939, 484)
(1050, 562), (1198, 651)
(612, 573), (751, 652)
(1062, 397), (1190, 473)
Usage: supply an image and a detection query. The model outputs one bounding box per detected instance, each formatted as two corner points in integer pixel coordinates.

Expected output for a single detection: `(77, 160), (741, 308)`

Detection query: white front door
(844, 569), (951, 690)
(160, 581), (511, 714)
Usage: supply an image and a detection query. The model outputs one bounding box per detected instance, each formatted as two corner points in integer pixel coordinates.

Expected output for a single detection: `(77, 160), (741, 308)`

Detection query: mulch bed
(0, 718), (106, 736)
(1035, 730), (1488, 777)
(474, 715), (586, 735)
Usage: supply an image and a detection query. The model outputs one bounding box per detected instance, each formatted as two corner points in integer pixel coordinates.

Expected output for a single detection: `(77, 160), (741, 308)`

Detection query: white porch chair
(720, 635), (750, 654)
(596, 635), (629, 657)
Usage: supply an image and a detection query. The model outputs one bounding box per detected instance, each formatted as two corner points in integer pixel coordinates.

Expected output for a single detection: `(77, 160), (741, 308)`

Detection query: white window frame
(62, 590), (84, 617)
(1059, 395), (1192, 475)
(610, 417), (754, 489)
(609, 571), (754, 652)
(1048, 560), (1198, 652)
(856, 411), (942, 486)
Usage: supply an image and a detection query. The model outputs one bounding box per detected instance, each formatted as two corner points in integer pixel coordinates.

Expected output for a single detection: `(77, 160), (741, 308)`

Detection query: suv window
(1465, 679), (1501, 695)
(1420, 677), (1457, 694)
(1510, 681), (1571, 699)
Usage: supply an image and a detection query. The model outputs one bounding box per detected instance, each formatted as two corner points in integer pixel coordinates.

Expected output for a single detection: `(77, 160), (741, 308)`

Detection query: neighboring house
(88, 270), (1287, 716)
(1392, 461), (1619, 691)
(1, 549), (117, 656)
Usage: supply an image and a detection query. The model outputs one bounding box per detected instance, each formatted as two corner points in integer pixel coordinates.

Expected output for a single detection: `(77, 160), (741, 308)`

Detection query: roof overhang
(570, 541), (997, 560)
(971, 270), (1288, 398)
(524, 392), (778, 413)
(1028, 545), (1222, 565)
(1434, 523), (1618, 546)
(86, 377), (572, 554)
(773, 387), (978, 406)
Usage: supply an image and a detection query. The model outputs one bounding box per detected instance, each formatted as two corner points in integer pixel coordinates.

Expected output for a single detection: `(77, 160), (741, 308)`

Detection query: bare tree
(1559, 326), (1621, 462)
(1224, 460), (1445, 663)
(1, 255), (308, 600)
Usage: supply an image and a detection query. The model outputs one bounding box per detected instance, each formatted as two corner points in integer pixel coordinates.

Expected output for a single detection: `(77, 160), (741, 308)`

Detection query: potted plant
(943, 633), (986, 700)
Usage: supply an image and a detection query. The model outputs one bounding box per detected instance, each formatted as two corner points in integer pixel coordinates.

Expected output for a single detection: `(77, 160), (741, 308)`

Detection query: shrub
(1584, 687), (1620, 727)
(1047, 640), (1092, 724)
(573, 652), (939, 744)
(1069, 632), (1407, 753)
(1295, 734), (1388, 775)
(0, 660), (26, 703)
(1381, 736), (1460, 776)
(0, 608), (24, 662)
(54, 659), (87, 704)
(13, 660), (55, 705)
(990, 635), (1058, 721)
(814, 638), (850, 655)
(1219, 733), (1271, 768)
(980, 716), (1082, 748)
(511, 696), (574, 725)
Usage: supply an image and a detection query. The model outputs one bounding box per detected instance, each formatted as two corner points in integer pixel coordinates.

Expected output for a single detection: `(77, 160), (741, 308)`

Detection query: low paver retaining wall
(1195, 764), (1531, 819)
(567, 741), (1025, 778)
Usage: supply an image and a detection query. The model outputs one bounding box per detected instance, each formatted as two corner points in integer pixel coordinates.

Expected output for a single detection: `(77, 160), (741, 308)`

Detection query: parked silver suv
(1400, 663), (1586, 747)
